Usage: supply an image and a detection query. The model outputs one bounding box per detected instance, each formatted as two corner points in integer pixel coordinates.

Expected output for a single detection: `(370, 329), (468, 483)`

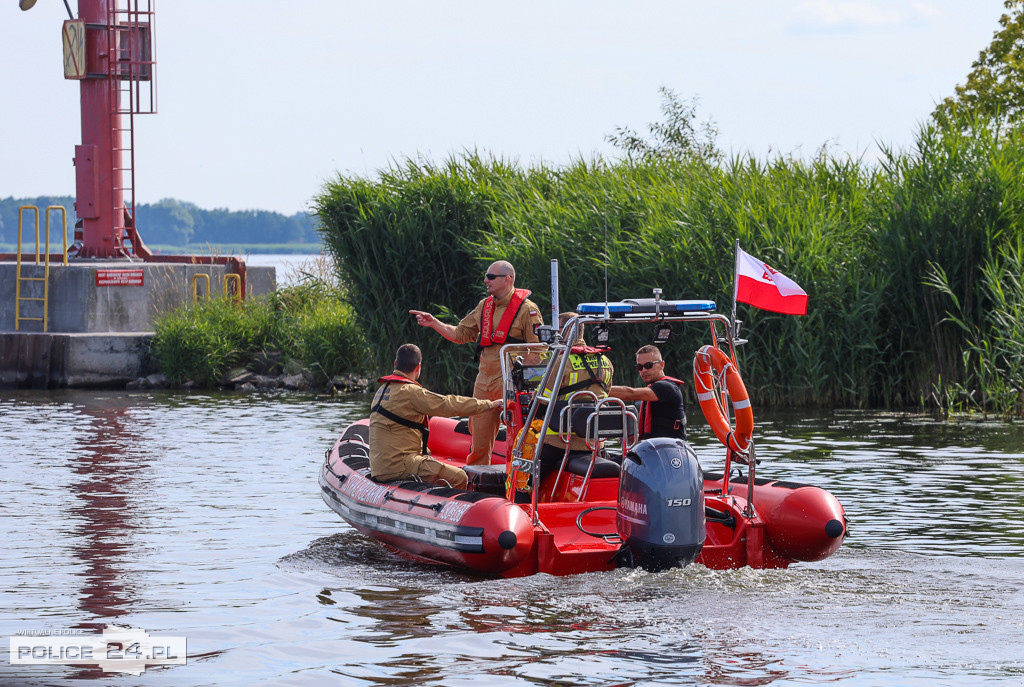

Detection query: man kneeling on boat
(369, 343), (502, 490)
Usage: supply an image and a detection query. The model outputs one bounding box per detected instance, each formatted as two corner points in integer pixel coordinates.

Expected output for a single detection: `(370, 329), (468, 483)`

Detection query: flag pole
(731, 239), (740, 342)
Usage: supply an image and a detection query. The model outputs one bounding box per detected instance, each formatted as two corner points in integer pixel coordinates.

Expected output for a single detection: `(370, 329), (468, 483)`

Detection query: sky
(0, 1), (1010, 216)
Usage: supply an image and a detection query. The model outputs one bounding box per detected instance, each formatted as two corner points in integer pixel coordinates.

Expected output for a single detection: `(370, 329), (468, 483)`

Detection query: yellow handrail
(46, 205), (69, 266)
(224, 273), (241, 302)
(191, 273), (211, 303)
(17, 205), (39, 263)
(15, 206), (44, 331)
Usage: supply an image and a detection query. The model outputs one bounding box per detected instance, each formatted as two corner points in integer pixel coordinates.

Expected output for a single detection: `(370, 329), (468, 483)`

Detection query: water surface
(1, 392), (1021, 686)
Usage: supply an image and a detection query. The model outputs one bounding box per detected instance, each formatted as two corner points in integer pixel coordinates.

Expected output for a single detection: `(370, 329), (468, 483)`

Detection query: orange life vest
(480, 288), (531, 347)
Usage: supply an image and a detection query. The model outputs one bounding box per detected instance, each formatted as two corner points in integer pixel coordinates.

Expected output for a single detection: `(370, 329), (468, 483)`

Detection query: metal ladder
(15, 206), (69, 332)
(108, 0), (157, 256)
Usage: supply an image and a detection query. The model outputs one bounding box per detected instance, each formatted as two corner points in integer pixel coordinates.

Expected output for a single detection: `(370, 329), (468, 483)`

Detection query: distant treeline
(0, 196), (320, 247)
(315, 116), (1024, 416)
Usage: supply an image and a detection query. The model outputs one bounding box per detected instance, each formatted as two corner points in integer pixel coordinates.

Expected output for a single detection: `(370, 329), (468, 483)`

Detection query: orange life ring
(692, 345), (754, 453)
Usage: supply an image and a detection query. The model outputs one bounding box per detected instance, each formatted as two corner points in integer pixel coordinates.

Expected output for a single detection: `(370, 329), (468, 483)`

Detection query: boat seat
(568, 405), (637, 442)
(464, 464), (507, 496)
(564, 452), (620, 479)
(341, 423), (369, 444)
(338, 441), (369, 459)
(550, 406), (631, 482)
(343, 455), (371, 472)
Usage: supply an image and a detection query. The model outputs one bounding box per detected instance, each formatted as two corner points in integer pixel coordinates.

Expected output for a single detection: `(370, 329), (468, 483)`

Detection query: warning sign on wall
(96, 269), (145, 287)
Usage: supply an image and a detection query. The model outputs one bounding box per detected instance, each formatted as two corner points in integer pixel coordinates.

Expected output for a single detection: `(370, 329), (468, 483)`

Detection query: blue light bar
(576, 302), (633, 314)
(576, 299), (716, 315)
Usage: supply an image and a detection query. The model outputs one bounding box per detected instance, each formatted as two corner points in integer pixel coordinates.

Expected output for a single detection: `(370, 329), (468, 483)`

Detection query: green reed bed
(314, 116), (1024, 417)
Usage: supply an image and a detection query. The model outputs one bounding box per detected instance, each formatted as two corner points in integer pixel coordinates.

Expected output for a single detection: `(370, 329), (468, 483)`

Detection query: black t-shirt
(643, 378), (686, 439)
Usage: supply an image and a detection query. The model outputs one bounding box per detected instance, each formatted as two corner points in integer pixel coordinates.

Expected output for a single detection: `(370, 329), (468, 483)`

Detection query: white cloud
(792, 0), (904, 33)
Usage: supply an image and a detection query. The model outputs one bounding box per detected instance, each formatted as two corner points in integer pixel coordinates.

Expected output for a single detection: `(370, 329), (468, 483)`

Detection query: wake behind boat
(319, 279), (848, 577)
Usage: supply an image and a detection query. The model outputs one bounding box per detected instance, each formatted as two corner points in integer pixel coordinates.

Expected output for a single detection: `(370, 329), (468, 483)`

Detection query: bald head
(488, 260), (515, 283)
(484, 260), (516, 298)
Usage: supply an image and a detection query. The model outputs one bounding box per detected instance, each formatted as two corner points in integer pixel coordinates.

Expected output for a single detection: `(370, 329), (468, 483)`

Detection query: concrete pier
(0, 260), (275, 388)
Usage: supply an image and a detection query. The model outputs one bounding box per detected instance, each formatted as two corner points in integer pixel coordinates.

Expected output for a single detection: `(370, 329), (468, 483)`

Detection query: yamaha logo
(663, 533), (676, 544)
(671, 456), (682, 469)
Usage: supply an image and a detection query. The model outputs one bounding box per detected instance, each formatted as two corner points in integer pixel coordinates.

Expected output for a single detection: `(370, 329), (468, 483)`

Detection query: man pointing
(410, 260), (544, 465)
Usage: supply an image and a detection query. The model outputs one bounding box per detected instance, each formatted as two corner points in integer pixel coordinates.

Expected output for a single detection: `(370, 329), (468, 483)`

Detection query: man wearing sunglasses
(409, 260), (544, 465)
(609, 345), (687, 440)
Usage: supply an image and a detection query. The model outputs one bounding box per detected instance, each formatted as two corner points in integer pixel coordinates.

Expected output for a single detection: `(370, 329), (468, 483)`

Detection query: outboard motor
(616, 437), (705, 571)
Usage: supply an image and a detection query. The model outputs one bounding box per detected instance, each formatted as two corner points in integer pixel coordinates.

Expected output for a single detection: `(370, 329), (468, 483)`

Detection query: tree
(606, 87), (722, 164)
(933, 0), (1024, 124)
(144, 198), (196, 246)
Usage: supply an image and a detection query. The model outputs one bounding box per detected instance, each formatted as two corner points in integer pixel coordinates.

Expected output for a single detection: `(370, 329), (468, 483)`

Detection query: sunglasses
(484, 273), (509, 280)
(635, 361), (662, 371)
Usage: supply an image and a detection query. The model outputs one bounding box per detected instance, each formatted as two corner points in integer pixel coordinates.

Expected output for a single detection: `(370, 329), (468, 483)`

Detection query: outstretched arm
(408, 387), (500, 417)
(609, 385), (659, 402)
(409, 310), (460, 343)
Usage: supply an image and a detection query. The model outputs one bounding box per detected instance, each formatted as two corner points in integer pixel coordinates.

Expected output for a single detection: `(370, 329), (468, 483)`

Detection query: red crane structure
(8, 0), (247, 292)
(62, 0), (154, 260)
(2, 0), (268, 385)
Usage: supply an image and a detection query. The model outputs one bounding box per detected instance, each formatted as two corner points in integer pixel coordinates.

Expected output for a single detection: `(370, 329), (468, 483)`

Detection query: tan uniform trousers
(467, 381), (502, 465)
(379, 454), (469, 490)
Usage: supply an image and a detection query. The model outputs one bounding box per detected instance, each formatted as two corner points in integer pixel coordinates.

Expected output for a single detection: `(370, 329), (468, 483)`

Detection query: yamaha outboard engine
(616, 437), (705, 571)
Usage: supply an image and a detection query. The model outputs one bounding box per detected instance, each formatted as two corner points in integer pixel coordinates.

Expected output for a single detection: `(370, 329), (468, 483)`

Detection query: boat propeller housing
(616, 437), (706, 571)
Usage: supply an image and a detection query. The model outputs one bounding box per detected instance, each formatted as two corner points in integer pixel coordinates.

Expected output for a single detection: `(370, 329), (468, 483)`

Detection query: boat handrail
(549, 390), (598, 500)
(557, 390), (601, 445)
(499, 302), (746, 521)
(574, 396), (639, 502)
(585, 397), (639, 454)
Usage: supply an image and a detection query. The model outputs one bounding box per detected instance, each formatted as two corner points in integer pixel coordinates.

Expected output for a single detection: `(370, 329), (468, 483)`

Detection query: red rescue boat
(319, 294), (848, 577)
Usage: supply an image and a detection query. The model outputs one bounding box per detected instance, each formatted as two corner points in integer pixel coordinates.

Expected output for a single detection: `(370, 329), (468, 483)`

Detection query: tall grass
(313, 117), (1024, 415)
(926, 239), (1024, 416)
(152, 296), (280, 385)
(313, 155), (525, 391)
(872, 117), (1024, 408)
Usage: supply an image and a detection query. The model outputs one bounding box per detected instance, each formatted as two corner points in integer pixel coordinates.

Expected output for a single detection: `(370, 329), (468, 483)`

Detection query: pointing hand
(409, 310), (435, 327)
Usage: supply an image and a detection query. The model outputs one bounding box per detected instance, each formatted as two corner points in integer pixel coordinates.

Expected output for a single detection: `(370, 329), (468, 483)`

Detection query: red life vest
(639, 375), (687, 438)
(480, 288), (531, 347)
(372, 374), (429, 453)
(377, 374), (420, 386)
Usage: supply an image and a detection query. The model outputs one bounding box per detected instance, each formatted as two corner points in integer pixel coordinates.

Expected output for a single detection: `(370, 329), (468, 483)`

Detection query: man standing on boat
(369, 344), (501, 489)
(609, 345), (687, 440)
(410, 260), (544, 465)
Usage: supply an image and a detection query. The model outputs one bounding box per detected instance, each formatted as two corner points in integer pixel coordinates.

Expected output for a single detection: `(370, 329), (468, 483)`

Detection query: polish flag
(735, 248), (808, 315)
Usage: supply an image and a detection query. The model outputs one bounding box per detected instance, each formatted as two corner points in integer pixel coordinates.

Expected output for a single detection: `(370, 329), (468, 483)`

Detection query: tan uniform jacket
(454, 291), (544, 395)
(369, 373), (494, 479)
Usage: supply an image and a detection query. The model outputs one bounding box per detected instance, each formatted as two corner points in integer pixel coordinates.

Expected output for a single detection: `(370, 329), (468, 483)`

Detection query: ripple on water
(2, 393), (1023, 686)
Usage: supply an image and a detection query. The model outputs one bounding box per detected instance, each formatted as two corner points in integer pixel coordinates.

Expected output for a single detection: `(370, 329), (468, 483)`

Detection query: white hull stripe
(319, 472), (485, 553)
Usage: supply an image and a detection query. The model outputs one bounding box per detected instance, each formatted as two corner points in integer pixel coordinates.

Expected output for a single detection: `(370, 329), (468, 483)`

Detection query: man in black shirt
(609, 344), (687, 440)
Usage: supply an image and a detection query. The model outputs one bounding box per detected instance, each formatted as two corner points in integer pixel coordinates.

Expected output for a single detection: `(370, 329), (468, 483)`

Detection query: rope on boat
(383, 491), (443, 513)
(575, 506), (622, 543)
